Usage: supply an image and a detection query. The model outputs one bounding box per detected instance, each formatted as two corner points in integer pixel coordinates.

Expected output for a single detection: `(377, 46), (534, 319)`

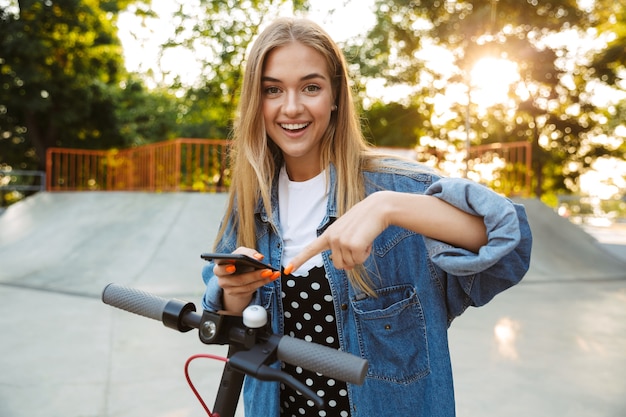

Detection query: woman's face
(261, 41), (335, 181)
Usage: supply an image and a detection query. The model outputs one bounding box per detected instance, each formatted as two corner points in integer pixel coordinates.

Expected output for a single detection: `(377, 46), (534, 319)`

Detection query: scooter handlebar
(102, 283), (168, 321)
(102, 283), (368, 385)
(277, 335), (367, 385)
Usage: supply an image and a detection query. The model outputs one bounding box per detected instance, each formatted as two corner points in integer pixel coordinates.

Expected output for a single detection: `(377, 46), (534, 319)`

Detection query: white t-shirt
(278, 166), (328, 277)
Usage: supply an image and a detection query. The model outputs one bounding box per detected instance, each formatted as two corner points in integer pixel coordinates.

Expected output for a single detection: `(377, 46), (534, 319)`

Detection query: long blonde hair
(216, 17), (390, 294)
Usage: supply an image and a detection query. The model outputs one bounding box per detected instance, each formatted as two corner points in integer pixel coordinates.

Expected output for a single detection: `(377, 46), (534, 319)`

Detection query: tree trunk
(24, 110), (57, 172)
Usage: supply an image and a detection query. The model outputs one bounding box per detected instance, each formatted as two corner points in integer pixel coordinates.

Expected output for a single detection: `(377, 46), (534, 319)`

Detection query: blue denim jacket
(202, 160), (532, 417)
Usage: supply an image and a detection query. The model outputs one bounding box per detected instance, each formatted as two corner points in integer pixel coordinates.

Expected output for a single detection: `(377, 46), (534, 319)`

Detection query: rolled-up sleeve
(423, 178), (523, 275)
(423, 178), (532, 318)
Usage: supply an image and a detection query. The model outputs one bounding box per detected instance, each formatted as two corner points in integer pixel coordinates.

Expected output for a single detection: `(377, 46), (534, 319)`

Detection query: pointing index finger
(285, 235), (329, 275)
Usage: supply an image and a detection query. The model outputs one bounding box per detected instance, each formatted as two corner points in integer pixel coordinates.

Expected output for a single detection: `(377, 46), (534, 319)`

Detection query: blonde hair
(216, 17), (393, 294)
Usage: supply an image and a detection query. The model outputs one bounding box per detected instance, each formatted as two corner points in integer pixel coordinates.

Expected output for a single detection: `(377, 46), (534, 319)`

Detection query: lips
(280, 122), (310, 132)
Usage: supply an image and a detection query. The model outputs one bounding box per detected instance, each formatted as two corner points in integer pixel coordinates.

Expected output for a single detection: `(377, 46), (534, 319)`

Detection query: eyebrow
(261, 73), (328, 83)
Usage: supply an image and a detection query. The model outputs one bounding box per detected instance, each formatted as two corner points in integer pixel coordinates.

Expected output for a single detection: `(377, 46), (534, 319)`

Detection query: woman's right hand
(215, 247), (280, 314)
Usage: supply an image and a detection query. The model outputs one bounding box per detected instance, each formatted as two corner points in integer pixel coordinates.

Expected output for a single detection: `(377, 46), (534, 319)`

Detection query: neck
(284, 160), (323, 182)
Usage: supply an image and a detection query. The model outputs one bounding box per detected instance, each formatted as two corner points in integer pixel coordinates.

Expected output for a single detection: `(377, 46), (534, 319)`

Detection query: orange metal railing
(467, 141), (532, 197)
(46, 138), (531, 197)
(46, 138), (230, 192)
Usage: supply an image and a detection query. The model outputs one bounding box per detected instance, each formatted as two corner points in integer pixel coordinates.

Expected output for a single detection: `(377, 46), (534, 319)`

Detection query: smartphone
(200, 252), (278, 273)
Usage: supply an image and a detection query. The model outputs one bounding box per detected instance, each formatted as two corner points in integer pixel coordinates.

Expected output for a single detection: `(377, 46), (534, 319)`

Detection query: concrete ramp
(518, 198), (626, 282)
(0, 193), (624, 417)
(0, 192), (228, 297)
(2, 194), (622, 289)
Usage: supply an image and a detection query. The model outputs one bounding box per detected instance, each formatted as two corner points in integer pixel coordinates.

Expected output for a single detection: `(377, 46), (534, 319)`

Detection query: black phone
(200, 252), (278, 273)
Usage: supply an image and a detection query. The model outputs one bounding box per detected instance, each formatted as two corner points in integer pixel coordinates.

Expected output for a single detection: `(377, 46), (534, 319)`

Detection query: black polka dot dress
(279, 265), (351, 417)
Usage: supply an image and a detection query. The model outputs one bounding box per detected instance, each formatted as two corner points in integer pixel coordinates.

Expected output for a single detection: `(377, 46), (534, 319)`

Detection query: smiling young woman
(202, 17), (532, 417)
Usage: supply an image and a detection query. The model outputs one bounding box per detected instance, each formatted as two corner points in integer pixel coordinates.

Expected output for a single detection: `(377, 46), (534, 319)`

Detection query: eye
(304, 84), (321, 94)
(264, 86), (281, 95)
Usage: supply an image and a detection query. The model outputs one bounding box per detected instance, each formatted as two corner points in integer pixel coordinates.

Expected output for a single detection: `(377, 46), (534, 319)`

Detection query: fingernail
(225, 265), (236, 274)
(261, 269), (273, 278)
(253, 253), (264, 260)
(271, 271), (281, 280)
(283, 263), (294, 275)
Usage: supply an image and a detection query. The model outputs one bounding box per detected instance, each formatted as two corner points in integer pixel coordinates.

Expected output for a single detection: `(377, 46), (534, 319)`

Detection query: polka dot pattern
(279, 266), (351, 417)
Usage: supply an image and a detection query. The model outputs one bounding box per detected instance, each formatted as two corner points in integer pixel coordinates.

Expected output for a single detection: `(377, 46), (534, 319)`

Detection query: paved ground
(0, 192), (625, 417)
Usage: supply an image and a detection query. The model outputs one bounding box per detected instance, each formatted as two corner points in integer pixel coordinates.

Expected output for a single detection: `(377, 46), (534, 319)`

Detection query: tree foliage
(157, 0), (310, 139)
(115, 77), (178, 146)
(1, 0), (624, 202)
(1, 0), (123, 170)
(0, 0), (176, 176)
(363, 101), (430, 148)
(354, 0), (625, 198)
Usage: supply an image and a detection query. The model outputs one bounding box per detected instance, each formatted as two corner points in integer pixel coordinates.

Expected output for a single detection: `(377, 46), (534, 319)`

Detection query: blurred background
(1, 0), (625, 215)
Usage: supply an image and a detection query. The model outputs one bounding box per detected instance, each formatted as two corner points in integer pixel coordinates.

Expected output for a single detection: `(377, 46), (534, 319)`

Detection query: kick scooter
(102, 283), (368, 417)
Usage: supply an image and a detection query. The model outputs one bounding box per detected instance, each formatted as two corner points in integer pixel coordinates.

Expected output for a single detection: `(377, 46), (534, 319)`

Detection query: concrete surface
(0, 192), (625, 417)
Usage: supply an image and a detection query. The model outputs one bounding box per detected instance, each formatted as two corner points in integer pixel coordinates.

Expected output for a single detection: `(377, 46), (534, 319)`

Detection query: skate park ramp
(519, 197), (626, 281)
(0, 192), (624, 417)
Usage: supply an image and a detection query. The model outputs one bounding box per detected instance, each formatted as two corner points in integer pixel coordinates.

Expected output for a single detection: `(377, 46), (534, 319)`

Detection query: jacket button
(341, 303), (348, 310)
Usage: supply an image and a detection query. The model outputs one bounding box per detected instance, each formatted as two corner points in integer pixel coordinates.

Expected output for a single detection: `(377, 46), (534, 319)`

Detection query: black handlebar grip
(277, 336), (368, 385)
(102, 283), (169, 322)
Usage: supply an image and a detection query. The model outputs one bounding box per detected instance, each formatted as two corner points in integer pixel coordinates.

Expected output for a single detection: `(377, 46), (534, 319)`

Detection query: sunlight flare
(470, 57), (520, 110)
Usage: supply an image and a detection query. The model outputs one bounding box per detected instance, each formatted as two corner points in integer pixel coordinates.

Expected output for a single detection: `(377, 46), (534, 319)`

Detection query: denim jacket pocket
(351, 284), (430, 384)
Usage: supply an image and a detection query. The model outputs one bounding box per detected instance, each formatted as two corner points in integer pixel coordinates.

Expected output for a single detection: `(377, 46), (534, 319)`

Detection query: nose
(283, 90), (302, 116)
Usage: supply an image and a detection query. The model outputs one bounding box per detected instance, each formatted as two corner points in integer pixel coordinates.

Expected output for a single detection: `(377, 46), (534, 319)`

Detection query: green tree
(156, 0), (310, 139)
(352, 0), (622, 198)
(115, 76), (179, 146)
(587, 0), (626, 193)
(1, 0), (124, 170)
(0, 0), (175, 175)
(364, 101), (430, 148)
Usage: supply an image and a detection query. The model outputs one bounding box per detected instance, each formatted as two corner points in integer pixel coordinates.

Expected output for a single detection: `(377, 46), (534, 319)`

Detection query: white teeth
(281, 123), (309, 130)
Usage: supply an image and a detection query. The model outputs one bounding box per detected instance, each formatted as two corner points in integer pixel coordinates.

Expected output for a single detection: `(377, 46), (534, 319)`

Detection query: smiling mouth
(280, 123), (310, 132)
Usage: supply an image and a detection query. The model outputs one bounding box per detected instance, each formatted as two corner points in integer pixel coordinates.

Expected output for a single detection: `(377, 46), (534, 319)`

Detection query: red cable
(184, 354), (229, 417)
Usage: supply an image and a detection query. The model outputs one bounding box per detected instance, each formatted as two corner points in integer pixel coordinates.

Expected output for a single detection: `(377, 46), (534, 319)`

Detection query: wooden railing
(46, 138), (230, 192)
